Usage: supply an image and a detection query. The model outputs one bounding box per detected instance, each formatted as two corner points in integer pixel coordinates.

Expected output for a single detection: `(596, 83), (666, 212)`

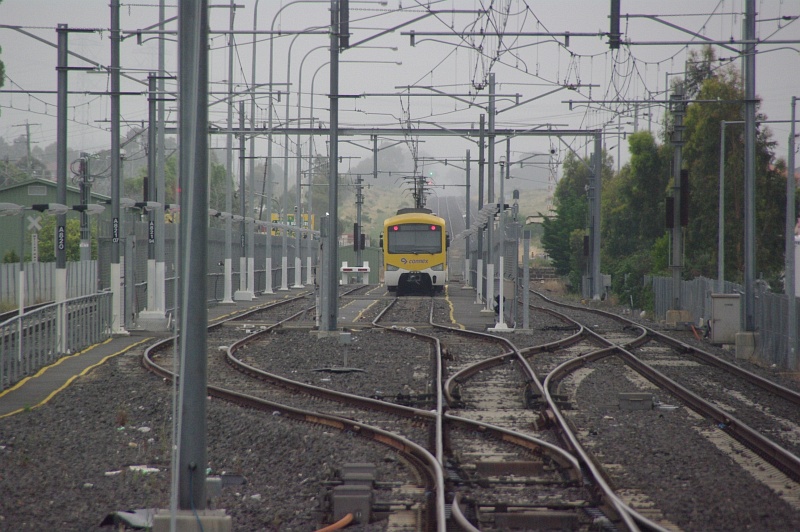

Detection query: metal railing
(0, 291), (112, 391)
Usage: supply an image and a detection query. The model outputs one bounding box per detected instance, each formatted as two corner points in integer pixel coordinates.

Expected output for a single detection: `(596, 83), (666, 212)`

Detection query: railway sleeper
(473, 503), (583, 530)
(549, 392), (573, 410)
(370, 392), (436, 408)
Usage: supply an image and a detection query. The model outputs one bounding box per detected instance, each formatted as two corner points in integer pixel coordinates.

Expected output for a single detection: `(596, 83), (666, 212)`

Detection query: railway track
(144, 288), (446, 530)
(532, 290), (800, 530)
(134, 281), (800, 530)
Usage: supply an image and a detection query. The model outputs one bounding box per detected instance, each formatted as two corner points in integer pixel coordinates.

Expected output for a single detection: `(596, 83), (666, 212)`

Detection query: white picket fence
(0, 261), (98, 307)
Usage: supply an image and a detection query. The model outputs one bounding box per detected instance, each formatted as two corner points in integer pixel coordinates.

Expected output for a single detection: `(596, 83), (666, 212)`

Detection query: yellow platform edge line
(444, 285), (465, 330)
(0, 337), (152, 419)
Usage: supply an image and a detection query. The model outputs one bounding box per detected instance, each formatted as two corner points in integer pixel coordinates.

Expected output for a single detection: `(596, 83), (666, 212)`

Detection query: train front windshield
(387, 223), (442, 254)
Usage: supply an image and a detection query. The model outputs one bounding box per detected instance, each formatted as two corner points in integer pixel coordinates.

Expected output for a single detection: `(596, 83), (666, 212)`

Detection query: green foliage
(588, 44), (788, 305)
(541, 150), (613, 292)
(602, 131), (670, 263)
(649, 234), (670, 274)
(127, 155), (178, 204)
(35, 216), (97, 262)
(607, 250), (653, 310)
(126, 154), (231, 214)
(682, 46), (785, 282)
(3, 249), (19, 263)
(0, 159), (27, 186)
(541, 151), (590, 277)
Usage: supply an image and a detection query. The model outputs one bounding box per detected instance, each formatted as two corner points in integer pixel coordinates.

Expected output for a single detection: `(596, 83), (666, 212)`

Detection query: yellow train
(381, 208), (449, 295)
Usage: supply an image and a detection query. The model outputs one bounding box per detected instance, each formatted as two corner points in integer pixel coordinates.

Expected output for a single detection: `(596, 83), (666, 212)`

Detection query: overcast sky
(1, 0), (799, 185)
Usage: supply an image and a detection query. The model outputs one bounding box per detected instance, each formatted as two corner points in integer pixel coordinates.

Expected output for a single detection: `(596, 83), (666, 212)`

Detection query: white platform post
(280, 256), (289, 290)
(482, 263), (495, 314)
(247, 256), (256, 295)
(293, 257), (303, 288)
(264, 256), (274, 294)
(234, 256), (253, 301)
(489, 256), (511, 330)
(476, 258), (483, 304)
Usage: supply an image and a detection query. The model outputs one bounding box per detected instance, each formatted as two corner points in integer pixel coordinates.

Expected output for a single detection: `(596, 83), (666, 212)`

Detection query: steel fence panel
(0, 291), (111, 391)
(651, 276), (800, 370)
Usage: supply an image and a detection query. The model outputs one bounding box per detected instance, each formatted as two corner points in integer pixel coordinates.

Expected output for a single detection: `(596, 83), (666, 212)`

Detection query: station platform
(443, 281), (499, 331)
(0, 282), (498, 418)
(0, 290), (305, 418)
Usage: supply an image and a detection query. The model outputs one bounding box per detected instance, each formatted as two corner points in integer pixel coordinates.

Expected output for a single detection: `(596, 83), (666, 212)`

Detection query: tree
(602, 131), (670, 259)
(36, 216), (96, 262)
(126, 153), (229, 212)
(601, 131), (671, 306)
(681, 46), (785, 283)
(541, 150), (613, 290)
(0, 158), (27, 187)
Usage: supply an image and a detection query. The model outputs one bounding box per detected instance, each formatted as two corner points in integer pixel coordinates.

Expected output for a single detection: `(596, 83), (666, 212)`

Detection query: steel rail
(430, 305), (641, 530)
(534, 289), (800, 524)
(143, 339), (440, 523)
(224, 315), (436, 422)
(142, 292), (442, 530)
(370, 297), (447, 530)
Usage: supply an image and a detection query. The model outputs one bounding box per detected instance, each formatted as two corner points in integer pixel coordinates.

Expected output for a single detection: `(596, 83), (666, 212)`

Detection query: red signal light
(393, 225), (398, 231)
(430, 225), (436, 230)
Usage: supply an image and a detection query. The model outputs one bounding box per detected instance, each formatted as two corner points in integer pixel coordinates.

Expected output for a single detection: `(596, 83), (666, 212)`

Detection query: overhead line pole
(477, 114), (485, 301)
(465, 148), (471, 288)
(786, 97), (797, 369)
(173, 0), (218, 523)
(110, 2), (125, 334)
(322, 0), (341, 332)
(486, 73), (496, 313)
(222, 0), (235, 304)
(743, 0), (757, 334)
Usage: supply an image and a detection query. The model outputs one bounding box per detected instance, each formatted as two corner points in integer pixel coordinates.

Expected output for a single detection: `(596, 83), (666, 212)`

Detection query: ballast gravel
(0, 337), (412, 531)
(3, 288), (800, 531)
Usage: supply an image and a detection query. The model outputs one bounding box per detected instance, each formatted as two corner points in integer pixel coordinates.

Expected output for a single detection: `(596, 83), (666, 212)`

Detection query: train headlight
(430, 263), (444, 271)
(386, 264), (399, 271)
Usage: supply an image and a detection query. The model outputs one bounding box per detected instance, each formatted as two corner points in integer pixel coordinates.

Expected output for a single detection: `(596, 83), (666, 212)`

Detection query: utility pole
(464, 148), (471, 288)
(154, 0), (168, 322)
(743, 0), (756, 333)
(321, 0), (341, 332)
(669, 88), (686, 312)
(477, 114), (485, 303)
(137, 72), (169, 331)
(78, 152), (91, 262)
(110, 1), (125, 334)
(12, 121), (38, 177)
(355, 174), (364, 268)
(294, 144), (304, 289)
(719, 120), (727, 291)
(786, 96), (797, 369)
(222, 0), (235, 304)
(239, 101), (249, 284)
(590, 132), (603, 298)
(234, 101), (252, 300)
(486, 73), (496, 312)
(55, 24), (68, 312)
(164, 2), (231, 529)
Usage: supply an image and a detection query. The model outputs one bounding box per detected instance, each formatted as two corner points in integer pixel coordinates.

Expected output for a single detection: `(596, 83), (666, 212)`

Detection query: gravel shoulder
(0, 347), (403, 531)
